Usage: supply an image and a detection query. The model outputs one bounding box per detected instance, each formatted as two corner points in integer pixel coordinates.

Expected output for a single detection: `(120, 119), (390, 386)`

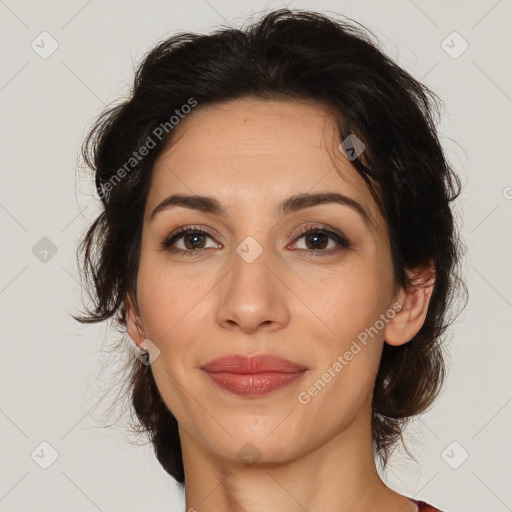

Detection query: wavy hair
(73, 8), (465, 485)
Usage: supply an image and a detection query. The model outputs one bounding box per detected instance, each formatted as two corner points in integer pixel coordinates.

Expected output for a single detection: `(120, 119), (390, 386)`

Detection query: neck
(179, 407), (417, 512)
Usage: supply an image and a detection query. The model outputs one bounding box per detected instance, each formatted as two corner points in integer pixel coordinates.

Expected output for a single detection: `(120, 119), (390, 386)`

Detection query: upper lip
(201, 354), (309, 374)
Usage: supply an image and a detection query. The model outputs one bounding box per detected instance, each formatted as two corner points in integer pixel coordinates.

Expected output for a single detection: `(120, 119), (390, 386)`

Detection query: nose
(215, 243), (291, 334)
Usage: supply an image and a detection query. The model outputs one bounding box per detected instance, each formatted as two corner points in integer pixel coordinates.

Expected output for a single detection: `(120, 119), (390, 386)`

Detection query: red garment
(412, 499), (442, 511)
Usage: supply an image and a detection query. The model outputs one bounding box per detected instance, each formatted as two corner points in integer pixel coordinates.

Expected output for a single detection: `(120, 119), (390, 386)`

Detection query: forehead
(156, 97), (340, 168)
(148, 98), (379, 225)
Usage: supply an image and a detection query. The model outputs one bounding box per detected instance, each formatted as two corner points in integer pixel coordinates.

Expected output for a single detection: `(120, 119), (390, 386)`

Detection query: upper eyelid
(168, 223), (341, 238)
(165, 224), (349, 247)
(167, 225), (218, 242)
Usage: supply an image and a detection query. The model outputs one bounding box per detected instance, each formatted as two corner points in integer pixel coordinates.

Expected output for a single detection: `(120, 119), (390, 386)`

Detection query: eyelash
(160, 224), (351, 258)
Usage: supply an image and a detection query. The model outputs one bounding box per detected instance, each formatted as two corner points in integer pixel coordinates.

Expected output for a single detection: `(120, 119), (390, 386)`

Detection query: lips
(201, 354), (309, 397)
(201, 354), (309, 374)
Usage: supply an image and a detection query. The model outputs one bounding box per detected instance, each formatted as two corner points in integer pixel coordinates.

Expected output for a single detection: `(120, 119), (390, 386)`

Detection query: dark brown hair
(73, 8), (465, 486)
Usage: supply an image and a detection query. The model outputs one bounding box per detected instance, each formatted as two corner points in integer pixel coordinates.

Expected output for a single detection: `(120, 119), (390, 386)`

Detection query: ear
(383, 264), (435, 347)
(125, 292), (148, 351)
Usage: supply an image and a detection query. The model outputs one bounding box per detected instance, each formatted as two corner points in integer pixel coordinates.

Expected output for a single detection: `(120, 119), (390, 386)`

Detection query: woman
(74, 9), (463, 511)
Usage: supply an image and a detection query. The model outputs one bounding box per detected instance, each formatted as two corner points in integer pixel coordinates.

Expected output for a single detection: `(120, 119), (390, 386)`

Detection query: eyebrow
(150, 192), (370, 223)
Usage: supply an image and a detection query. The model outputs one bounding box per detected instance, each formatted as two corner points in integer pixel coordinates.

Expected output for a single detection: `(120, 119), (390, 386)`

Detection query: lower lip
(202, 370), (307, 397)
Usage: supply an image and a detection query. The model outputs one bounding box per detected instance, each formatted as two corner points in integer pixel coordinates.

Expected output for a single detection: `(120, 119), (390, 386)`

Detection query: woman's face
(128, 98), (404, 467)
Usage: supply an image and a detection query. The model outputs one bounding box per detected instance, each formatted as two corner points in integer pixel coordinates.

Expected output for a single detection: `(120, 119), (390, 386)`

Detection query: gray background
(0, 0), (511, 511)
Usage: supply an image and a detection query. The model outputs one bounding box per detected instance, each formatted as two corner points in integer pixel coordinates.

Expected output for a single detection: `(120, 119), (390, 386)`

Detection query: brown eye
(303, 232), (330, 250)
(291, 226), (351, 257)
(182, 232), (207, 250)
(160, 227), (220, 255)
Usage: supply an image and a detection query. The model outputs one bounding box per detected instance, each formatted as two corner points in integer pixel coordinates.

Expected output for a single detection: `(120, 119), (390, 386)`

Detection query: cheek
(134, 255), (207, 420)
(135, 250), (214, 344)
(296, 262), (392, 340)
(297, 277), (387, 427)
(295, 264), (393, 404)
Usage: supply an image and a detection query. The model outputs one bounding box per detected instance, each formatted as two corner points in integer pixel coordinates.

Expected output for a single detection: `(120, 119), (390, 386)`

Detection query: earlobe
(125, 293), (148, 351)
(383, 265), (435, 347)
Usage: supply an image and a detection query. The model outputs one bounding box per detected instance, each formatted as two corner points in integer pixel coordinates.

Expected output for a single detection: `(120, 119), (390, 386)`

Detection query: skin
(125, 98), (434, 512)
